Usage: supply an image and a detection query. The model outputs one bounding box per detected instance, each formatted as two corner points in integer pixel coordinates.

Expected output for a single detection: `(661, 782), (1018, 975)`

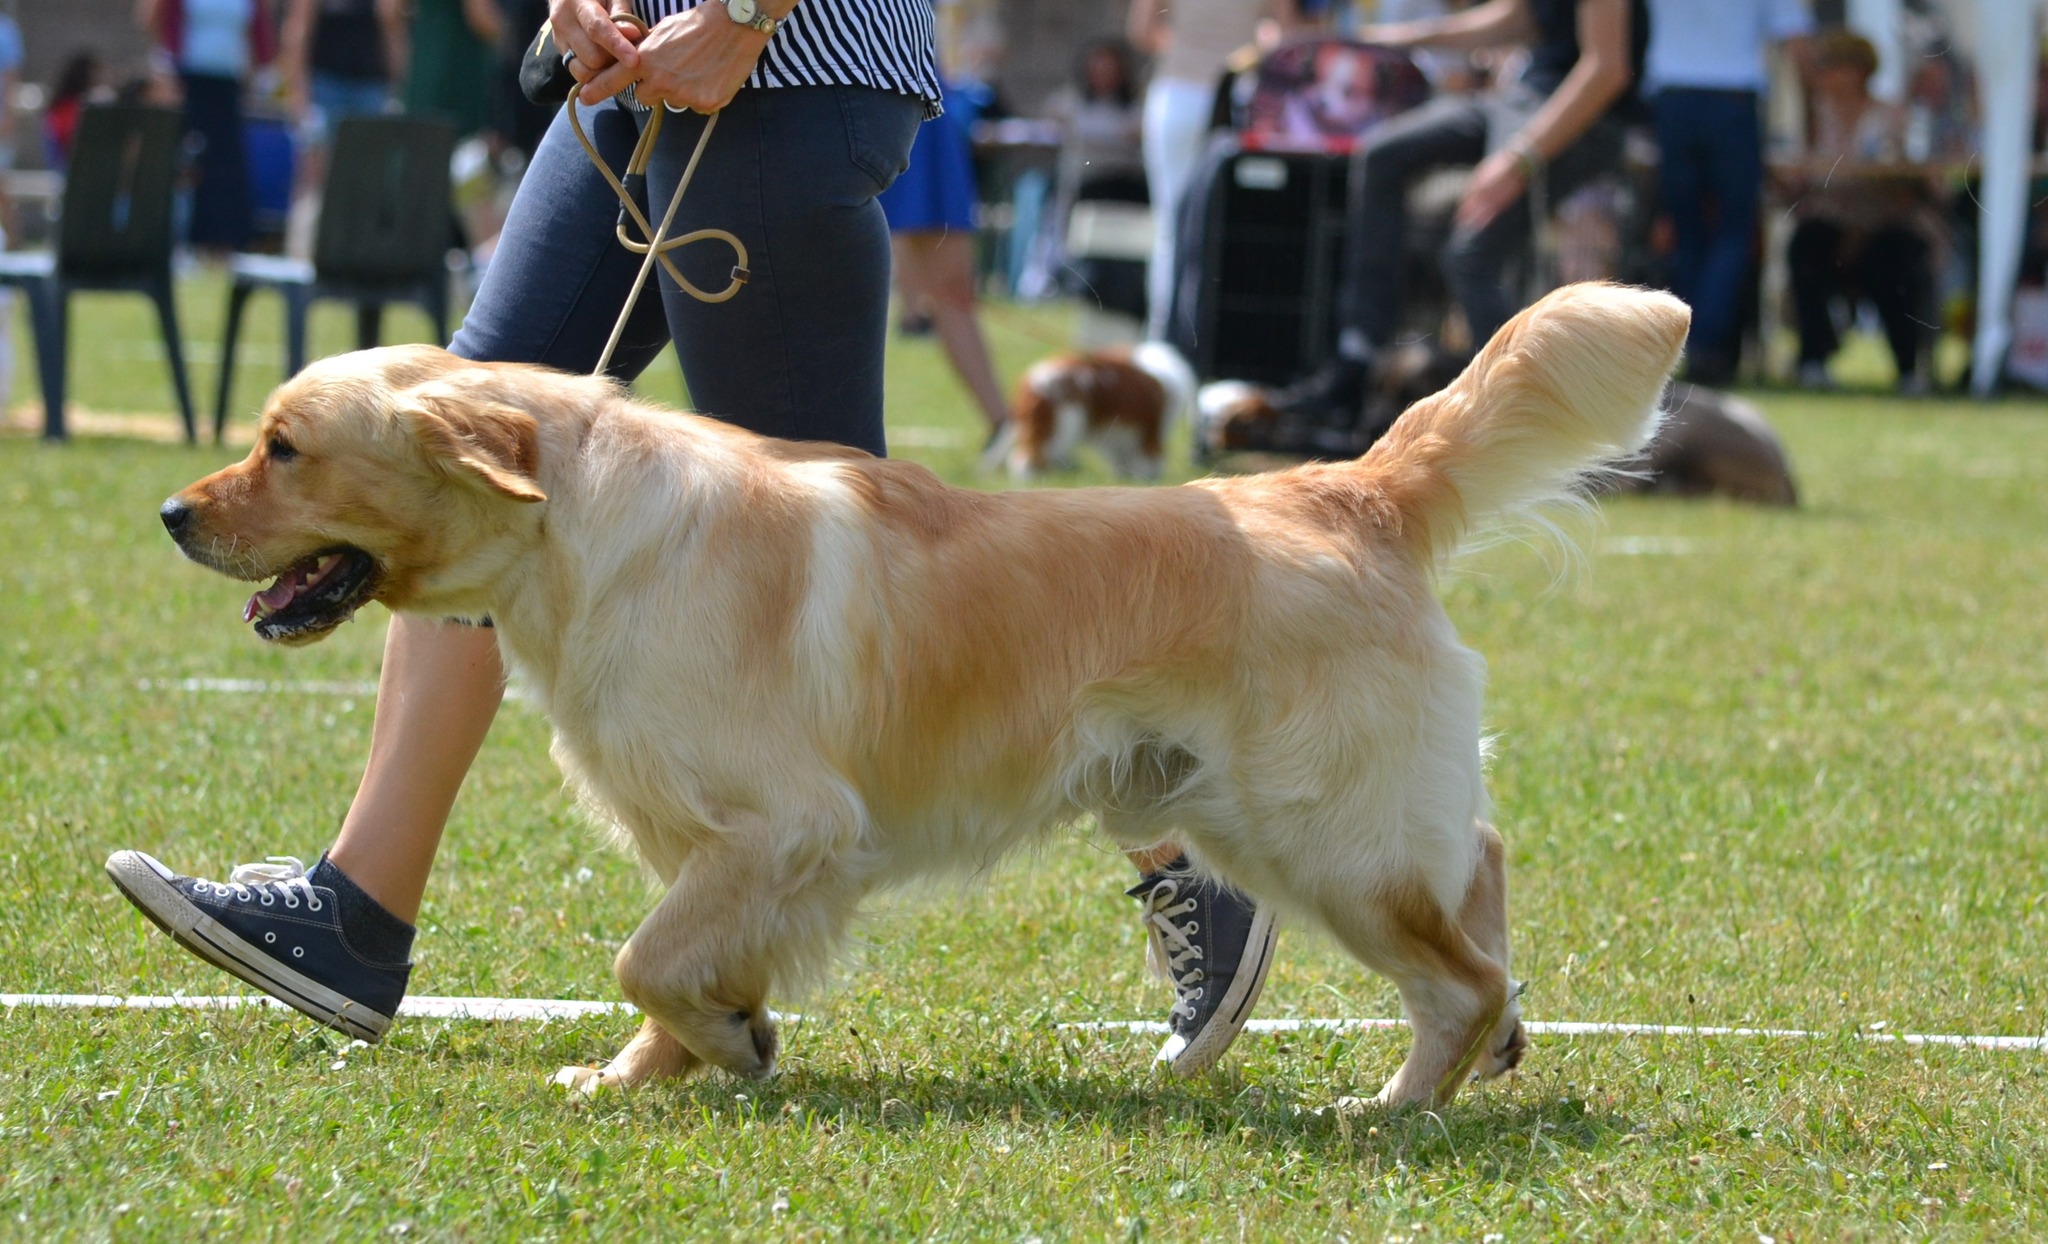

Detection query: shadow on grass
(560, 1062), (1634, 1168)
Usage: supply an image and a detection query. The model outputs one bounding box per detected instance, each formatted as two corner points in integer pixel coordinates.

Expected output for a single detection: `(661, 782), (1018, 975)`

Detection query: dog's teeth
(243, 597), (259, 623)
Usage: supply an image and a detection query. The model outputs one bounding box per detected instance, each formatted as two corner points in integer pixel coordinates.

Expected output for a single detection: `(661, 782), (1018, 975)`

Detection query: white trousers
(1142, 77), (1218, 342)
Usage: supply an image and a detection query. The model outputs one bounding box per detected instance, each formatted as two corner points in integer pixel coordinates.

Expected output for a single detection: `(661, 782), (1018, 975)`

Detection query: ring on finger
(562, 47), (579, 66)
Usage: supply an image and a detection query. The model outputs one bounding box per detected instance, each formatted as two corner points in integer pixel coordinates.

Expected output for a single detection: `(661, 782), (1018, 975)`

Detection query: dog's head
(161, 345), (555, 645)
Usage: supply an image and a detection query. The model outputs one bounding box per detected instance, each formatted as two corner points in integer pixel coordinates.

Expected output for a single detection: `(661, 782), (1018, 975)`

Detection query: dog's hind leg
(609, 832), (862, 1082)
(1459, 822), (1527, 1082)
(1313, 866), (1511, 1110)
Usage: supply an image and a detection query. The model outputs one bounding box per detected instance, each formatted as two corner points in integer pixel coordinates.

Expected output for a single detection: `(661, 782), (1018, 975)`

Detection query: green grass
(3, 271), (2047, 1238)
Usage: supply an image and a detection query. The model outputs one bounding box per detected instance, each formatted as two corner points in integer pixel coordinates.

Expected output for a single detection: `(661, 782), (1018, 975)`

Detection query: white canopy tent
(1848, 0), (2047, 394)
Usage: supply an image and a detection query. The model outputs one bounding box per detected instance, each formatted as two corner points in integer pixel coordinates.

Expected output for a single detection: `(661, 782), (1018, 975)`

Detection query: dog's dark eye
(268, 435), (298, 463)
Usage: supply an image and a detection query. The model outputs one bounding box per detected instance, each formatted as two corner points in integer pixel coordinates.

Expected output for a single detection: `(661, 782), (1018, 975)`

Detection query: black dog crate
(1184, 148), (1351, 386)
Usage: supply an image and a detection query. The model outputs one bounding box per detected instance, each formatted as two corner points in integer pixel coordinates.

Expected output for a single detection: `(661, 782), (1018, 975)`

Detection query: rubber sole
(1157, 904), (1279, 1077)
(104, 850), (392, 1043)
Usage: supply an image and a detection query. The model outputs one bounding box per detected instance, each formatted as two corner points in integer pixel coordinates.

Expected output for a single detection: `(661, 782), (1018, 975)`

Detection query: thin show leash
(560, 14), (751, 375)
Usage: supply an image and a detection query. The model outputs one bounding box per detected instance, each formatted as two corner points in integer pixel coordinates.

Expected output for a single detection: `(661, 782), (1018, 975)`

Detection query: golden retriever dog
(159, 282), (1688, 1109)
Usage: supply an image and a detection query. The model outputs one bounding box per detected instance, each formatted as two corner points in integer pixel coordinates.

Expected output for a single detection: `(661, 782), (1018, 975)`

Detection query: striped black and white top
(634, 0), (942, 116)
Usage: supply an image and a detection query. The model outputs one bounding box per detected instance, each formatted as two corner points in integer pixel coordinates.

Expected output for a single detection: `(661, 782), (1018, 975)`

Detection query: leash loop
(564, 82), (751, 373)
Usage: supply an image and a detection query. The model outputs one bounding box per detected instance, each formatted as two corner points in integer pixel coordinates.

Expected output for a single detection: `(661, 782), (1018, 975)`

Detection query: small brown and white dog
(156, 283), (1687, 1109)
(983, 342), (1194, 482)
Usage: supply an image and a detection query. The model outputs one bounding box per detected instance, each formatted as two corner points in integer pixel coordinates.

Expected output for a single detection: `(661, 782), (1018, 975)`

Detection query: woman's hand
(582, 5), (772, 111)
(1454, 149), (1528, 232)
(550, 0), (643, 88)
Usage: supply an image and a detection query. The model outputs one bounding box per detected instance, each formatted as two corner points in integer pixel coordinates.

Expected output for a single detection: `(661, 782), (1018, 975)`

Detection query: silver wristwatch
(724, 0), (781, 34)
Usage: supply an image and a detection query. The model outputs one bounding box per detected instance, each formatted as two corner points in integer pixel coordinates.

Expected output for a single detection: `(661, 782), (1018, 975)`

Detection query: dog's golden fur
(166, 283), (1688, 1107)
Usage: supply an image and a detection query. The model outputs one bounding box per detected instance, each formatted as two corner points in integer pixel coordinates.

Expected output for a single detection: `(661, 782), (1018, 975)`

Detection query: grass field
(3, 275), (2046, 1239)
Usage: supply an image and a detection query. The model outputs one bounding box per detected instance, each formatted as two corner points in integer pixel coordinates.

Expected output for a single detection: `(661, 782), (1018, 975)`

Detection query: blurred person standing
(1268, 0), (1648, 437)
(1644, 0), (1811, 385)
(880, 73), (1011, 440)
(42, 53), (104, 171)
(1127, 0), (1300, 342)
(1043, 42), (1146, 238)
(404, 0), (503, 138)
(281, 0), (406, 155)
(1780, 31), (1937, 392)
(138, 0), (276, 253)
(0, 5), (19, 175)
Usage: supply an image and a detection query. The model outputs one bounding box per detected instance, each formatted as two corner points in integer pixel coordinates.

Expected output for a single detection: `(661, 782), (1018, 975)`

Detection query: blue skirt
(879, 103), (977, 234)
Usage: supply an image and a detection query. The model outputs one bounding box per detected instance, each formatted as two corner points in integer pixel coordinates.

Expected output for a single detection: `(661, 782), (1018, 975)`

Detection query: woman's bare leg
(325, 616), (506, 923)
(892, 230), (1009, 433)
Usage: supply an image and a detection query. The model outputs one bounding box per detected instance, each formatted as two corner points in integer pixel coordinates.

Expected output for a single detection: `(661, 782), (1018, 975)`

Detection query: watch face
(729, 0), (758, 21)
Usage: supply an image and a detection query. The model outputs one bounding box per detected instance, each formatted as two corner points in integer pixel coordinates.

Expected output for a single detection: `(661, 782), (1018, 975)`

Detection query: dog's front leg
(555, 1017), (701, 1094)
(607, 832), (862, 1082)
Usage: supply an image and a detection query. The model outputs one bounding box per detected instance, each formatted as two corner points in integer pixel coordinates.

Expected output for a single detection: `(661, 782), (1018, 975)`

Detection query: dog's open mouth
(242, 548), (378, 643)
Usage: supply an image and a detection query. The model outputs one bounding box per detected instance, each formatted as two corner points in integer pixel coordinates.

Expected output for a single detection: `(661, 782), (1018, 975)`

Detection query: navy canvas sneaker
(105, 851), (411, 1042)
(1126, 859), (1278, 1077)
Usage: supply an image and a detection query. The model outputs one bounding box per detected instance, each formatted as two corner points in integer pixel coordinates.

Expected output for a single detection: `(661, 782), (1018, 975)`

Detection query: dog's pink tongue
(246, 572), (304, 621)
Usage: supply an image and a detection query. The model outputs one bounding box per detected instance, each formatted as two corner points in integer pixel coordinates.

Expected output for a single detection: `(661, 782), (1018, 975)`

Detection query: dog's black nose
(160, 497), (193, 537)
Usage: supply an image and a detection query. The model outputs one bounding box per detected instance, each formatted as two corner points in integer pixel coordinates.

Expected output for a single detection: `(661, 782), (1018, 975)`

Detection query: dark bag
(518, 21), (577, 105)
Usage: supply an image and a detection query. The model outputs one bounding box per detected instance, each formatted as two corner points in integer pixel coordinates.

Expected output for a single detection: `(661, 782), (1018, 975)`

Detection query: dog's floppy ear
(398, 384), (547, 504)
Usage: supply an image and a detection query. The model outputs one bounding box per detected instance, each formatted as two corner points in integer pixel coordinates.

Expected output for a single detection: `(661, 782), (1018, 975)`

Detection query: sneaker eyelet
(308, 900), (323, 912)
(260, 893), (274, 906)
(265, 932), (277, 944)
(292, 947), (305, 958)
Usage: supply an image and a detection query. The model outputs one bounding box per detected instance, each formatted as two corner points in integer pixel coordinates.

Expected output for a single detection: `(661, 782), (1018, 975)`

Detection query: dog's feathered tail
(1359, 282), (1691, 566)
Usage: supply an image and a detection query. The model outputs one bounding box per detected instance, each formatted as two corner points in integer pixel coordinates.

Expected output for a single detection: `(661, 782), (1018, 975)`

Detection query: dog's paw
(1475, 1020), (1529, 1079)
(552, 1065), (610, 1096)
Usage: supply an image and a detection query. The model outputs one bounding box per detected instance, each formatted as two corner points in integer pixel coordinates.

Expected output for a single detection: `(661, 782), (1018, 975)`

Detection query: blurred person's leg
(179, 72), (256, 252)
(1653, 92), (1710, 300)
(1340, 96), (1490, 353)
(1654, 90), (1713, 369)
(1142, 78), (1215, 342)
(1857, 224), (1934, 388)
(1788, 217), (1845, 377)
(891, 229), (1010, 436)
(1688, 89), (1764, 382)
(1272, 97), (1488, 428)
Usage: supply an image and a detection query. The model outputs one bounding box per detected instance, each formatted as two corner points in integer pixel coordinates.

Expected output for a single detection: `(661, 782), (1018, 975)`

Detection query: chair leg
(285, 287), (310, 377)
(355, 301), (384, 351)
(150, 277), (197, 444)
(36, 281), (67, 441)
(427, 282), (450, 349)
(216, 280), (255, 442)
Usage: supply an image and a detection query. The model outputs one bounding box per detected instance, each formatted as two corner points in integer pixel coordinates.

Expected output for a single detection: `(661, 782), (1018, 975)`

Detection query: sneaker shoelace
(209, 856), (325, 912)
(1135, 879), (1206, 1023)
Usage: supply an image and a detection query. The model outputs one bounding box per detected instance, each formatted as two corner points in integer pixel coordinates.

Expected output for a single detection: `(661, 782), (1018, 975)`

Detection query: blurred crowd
(941, 0), (2004, 405)
(1, 0), (550, 263)
(0, 0), (2032, 420)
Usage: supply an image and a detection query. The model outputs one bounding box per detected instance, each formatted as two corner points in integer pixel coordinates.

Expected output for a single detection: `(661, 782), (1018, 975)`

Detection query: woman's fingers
(549, 0), (639, 76)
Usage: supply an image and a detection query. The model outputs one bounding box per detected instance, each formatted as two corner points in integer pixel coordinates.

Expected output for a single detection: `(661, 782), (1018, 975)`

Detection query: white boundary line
(3, 993), (633, 1022)
(139, 677), (534, 704)
(144, 677), (380, 697)
(1063, 1018), (2048, 1053)
(4, 995), (2043, 1051)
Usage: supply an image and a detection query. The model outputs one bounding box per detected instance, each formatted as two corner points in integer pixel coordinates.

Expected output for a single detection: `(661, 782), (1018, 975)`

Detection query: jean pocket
(838, 87), (921, 198)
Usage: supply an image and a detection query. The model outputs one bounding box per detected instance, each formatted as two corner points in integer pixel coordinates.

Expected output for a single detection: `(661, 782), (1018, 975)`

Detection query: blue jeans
(309, 72), (394, 144)
(1652, 87), (1763, 363)
(452, 86), (922, 455)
